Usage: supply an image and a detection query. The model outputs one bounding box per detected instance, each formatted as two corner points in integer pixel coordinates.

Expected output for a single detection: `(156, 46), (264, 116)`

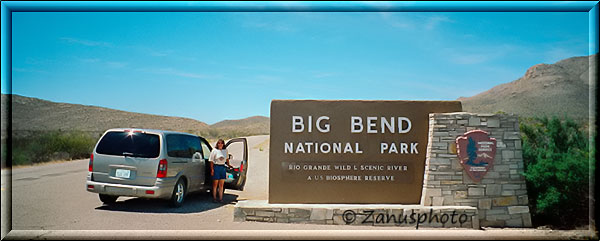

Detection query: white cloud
(142, 67), (221, 80)
(443, 44), (517, 65)
(78, 58), (127, 68)
(11, 67), (49, 74)
(148, 50), (173, 57)
(237, 65), (292, 73)
(60, 37), (112, 47)
(378, 13), (453, 30)
(255, 75), (281, 81)
(79, 58), (101, 63)
(106, 61), (128, 68)
(451, 54), (491, 65)
(242, 21), (296, 32)
(543, 47), (582, 64)
(378, 12), (413, 29)
(424, 16), (454, 30)
(312, 72), (336, 78)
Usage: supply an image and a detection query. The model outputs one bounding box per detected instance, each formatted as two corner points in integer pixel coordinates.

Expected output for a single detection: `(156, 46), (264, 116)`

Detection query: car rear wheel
(99, 194), (118, 204)
(169, 178), (186, 207)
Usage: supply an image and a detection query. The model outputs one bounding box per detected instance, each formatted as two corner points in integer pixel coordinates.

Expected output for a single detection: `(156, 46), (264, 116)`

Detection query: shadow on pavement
(94, 191), (239, 214)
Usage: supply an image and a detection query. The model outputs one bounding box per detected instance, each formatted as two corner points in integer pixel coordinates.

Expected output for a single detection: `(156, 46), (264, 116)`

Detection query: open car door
(224, 138), (248, 191)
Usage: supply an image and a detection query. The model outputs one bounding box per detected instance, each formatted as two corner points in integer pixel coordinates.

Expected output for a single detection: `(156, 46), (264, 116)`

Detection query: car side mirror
(193, 152), (202, 162)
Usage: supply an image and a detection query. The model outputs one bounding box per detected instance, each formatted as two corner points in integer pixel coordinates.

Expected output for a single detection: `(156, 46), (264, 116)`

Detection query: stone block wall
(420, 112), (532, 228)
(234, 201), (479, 229)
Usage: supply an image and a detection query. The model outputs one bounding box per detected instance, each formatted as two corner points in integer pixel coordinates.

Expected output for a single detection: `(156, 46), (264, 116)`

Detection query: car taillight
(240, 163), (244, 172)
(89, 153), (94, 172)
(157, 159), (167, 178)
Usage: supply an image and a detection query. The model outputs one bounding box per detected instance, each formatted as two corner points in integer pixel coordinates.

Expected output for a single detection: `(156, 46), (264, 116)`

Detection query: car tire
(99, 194), (118, 204)
(169, 178), (186, 208)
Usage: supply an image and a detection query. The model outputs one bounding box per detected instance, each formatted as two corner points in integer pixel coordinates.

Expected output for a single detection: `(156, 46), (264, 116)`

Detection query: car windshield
(96, 131), (160, 158)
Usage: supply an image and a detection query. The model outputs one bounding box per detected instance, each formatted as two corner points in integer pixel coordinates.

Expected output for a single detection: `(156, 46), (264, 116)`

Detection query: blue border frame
(1, 1), (598, 239)
(0, 1), (598, 12)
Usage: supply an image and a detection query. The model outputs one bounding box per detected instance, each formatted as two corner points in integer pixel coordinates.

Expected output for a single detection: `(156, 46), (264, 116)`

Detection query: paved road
(6, 135), (282, 230)
(1, 135), (596, 239)
(2, 136), (377, 231)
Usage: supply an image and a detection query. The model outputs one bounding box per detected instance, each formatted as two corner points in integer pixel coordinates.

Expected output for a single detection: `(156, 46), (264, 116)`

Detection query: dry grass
(253, 138), (270, 151)
(9, 159), (81, 169)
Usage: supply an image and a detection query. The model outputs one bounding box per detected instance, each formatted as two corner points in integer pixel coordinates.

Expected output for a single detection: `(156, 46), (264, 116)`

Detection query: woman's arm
(226, 150), (232, 168)
(208, 149), (215, 175)
(208, 149), (215, 163)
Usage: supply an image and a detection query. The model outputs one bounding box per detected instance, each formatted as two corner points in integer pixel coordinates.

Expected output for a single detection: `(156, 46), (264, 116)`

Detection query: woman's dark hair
(216, 139), (225, 150)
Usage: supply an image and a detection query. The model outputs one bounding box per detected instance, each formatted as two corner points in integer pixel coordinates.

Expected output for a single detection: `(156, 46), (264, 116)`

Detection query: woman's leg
(218, 179), (225, 201)
(212, 180), (219, 201)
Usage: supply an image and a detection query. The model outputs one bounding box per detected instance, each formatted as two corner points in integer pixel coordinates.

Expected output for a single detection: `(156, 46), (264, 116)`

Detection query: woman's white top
(209, 148), (228, 165)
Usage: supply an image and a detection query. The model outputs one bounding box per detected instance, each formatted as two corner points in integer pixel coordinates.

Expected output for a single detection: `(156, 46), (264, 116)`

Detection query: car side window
(188, 136), (202, 157)
(200, 140), (211, 160)
(167, 134), (201, 158)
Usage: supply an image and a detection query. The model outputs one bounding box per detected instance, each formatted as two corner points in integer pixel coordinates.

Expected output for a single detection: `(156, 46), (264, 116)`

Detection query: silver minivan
(86, 128), (248, 207)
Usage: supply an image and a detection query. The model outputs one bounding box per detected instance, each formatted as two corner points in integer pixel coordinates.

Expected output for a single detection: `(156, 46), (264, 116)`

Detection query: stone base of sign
(420, 112), (532, 228)
(234, 200), (480, 229)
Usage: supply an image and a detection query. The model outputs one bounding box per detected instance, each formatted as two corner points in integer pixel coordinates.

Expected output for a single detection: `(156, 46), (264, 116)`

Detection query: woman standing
(209, 139), (232, 203)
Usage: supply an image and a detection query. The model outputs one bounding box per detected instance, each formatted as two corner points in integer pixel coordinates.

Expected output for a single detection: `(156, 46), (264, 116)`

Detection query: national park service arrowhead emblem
(456, 130), (496, 182)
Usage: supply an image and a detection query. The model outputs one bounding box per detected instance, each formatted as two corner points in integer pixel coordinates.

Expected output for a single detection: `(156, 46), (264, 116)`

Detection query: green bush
(11, 131), (98, 166)
(520, 116), (593, 228)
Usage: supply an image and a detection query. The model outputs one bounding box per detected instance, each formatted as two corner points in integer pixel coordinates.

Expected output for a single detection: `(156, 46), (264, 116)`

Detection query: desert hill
(459, 54), (596, 120)
(211, 116), (270, 137)
(2, 94), (269, 138)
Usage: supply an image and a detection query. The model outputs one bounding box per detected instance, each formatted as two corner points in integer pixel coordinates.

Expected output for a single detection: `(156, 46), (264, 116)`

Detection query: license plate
(115, 169), (131, 179)
(227, 173), (234, 181)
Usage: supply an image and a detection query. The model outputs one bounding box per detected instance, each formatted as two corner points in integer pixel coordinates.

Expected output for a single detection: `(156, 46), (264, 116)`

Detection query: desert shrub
(207, 129), (220, 139)
(520, 116), (593, 228)
(11, 131), (98, 166)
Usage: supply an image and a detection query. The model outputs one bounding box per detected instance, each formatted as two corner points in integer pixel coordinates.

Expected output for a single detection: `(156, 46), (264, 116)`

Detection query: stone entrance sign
(269, 100), (462, 204)
(420, 112), (532, 227)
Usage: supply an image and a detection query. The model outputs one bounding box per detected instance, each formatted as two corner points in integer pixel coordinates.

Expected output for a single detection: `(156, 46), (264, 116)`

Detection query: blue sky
(6, 11), (593, 124)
